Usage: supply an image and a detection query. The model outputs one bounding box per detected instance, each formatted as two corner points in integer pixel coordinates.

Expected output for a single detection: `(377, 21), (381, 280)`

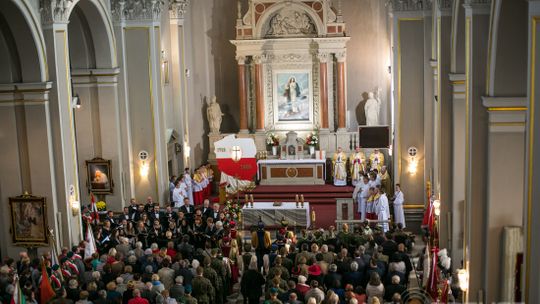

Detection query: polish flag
(214, 135), (257, 192)
(84, 223), (97, 259)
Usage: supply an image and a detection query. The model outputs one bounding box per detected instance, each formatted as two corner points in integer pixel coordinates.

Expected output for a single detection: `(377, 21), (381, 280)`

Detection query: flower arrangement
(266, 133), (280, 146)
(224, 200), (242, 221)
(305, 132), (319, 146)
(96, 201), (107, 211)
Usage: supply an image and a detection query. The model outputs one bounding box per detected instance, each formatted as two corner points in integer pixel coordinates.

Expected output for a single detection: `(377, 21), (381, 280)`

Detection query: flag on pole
(90, 192), (100, 224)
(84, 223), (97, 259)
(39, 264), (55, 304)
(427, 247), (440, 301)
(11, 276), (25, 304)
(422, 197), (435, 234)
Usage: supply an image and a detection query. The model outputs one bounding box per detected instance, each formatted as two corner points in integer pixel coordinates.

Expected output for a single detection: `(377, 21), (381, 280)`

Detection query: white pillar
(42, 16), (84, 247)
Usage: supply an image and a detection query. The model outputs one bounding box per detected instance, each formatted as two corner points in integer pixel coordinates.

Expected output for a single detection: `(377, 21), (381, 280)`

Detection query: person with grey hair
(384, 275), (406, 302)
(241, 256), (265, 304)
(169, 276), (185, 300)
(343, 261), (363, 287)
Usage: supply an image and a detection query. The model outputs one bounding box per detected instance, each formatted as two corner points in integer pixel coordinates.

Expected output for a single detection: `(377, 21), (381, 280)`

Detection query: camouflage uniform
(192, 275), (214, 304)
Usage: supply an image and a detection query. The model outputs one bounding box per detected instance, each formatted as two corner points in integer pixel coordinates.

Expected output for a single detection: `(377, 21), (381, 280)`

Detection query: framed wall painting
(273, 70), (313, 124)
(9, 194), (48, 246)
(86, 158), (113, 194)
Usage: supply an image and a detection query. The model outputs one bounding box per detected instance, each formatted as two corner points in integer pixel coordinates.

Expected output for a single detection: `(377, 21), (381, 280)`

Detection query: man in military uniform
(203, 257), (222, 304)
(192, 266), (214, 304)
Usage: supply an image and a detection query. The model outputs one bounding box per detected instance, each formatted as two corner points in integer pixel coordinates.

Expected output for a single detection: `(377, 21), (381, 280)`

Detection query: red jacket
(128, 297), (149, 304)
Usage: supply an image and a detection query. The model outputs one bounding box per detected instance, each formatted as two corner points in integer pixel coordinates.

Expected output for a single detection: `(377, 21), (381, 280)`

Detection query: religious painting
(86, 158), (113, 194)
(9, 194), (48, 246)
(274, 70), (313, 123)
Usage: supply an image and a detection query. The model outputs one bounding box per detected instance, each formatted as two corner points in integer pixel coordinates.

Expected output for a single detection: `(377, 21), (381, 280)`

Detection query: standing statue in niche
(207, 96), (223, 133)
(364, 88), (381, 126)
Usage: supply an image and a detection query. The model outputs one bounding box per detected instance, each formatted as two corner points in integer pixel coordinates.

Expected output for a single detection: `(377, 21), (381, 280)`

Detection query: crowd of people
(0, 162), (420, 304)
(0, 204), (417, 304)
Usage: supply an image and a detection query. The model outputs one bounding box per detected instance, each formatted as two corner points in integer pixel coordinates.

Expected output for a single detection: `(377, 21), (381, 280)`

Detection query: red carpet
(241, 184), (358, 228)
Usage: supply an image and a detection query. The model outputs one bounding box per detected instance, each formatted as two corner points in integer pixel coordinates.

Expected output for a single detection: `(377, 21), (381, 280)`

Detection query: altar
(242, 202), (310, 228)
(258, 159), (326, 185)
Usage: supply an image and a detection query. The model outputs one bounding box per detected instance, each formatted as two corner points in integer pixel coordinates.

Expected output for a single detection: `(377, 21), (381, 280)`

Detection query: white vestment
(183, 173), (194, 205)
(172, 186), (186, 208)
(377, 193), (390, 232)
(353, 181), (370, 221)
(393, 190), (406, 228)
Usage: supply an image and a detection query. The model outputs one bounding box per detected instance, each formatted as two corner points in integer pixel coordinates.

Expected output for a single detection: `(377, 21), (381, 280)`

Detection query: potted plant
(305, 132), (319, 155)
(266, 133), (280, 155)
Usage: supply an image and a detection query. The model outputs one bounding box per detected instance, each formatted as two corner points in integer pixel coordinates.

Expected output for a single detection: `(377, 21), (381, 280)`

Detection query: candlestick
(300, 194), (304, 203)
(295, 194), (299, 203)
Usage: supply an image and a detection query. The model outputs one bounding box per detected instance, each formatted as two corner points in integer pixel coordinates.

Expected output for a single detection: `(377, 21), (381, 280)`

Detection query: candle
(249, 194), (254, 203)
(295, 194), (299, 203)
(245, 194), (248, 204)
(300, 194), (304, 203)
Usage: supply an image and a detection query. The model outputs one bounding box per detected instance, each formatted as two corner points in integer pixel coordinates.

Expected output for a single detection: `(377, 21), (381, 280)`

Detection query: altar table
(242, 202), (310, 228)
(257, 159), (326, 185)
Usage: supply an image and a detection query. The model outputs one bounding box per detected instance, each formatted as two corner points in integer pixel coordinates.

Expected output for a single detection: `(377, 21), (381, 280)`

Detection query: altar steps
(240, 184), (358, 228)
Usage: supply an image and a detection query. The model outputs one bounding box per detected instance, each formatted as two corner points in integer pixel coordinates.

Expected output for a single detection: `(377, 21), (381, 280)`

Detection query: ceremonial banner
(215, 135), (257, 192)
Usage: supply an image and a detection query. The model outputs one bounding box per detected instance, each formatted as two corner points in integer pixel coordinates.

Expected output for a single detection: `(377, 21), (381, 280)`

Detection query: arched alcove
(0, 0), (46, 83)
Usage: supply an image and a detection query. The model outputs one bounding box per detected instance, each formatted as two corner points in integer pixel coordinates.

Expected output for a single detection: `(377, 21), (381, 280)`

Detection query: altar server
(193, 168), (205, 205)
(393, 184), (406, 228)
(172, 179), (187, 208)
(183, 168), (194, 205)
(332, 147), (348, 186)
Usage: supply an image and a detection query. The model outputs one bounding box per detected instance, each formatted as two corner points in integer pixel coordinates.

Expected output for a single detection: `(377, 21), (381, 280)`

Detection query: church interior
(0, 0), (539, 303)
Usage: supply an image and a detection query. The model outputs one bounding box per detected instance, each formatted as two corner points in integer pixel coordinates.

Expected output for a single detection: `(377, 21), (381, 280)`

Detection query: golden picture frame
(9, 194), (48, 246)
(86, 158), (113, 194)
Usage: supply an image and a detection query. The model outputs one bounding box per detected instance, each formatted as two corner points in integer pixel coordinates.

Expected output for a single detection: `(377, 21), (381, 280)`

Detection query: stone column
(254, 54), (265, 131)
(112, 0), (169, 204)
(336, 51), (347, 131)
(449, 73), (466, 269)
(41, 4), (83, 247)
(237, 55), (248, 132)
(525, 2), (540, 302)
(169, 0), (190, 170)
(318, 52), (330, 129)
(463, 1), (491, 301)
(482, 97), (527, 302)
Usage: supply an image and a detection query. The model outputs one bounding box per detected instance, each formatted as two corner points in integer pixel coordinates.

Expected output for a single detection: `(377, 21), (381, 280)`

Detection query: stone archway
(0, 0), (51, 258)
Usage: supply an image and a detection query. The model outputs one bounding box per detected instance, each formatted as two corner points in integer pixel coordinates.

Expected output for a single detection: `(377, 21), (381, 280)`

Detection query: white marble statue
(207, 96), (223, 133)
(364, 89), (381, 126)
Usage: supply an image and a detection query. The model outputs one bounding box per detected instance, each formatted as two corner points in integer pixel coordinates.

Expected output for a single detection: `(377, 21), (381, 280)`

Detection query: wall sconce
(457, 268), (469, 291)
(161, 50), (169, 84)
(407, 146), (418, 175)
(184, 142), (191, 159)
(71, 200), (80, 216)
(433, 199), (441, 216)
(71, 94), (81, 109)
(138, 150), (150, 177)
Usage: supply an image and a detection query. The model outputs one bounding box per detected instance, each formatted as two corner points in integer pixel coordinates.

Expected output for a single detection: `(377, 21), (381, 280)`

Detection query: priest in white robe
(393, 183), (406, 228)
(352, 175), (370, 221)
(376, 187), (390, 232)
(332, 147), (348, 186)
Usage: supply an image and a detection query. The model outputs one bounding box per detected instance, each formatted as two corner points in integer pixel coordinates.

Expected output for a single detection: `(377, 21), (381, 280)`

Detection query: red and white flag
(214, 135), (257, 193)
(84, 223), (97, 259)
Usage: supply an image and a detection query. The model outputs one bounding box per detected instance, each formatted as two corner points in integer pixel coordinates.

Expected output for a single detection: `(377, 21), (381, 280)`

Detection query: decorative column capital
(40, 0), (76, 25)
(111, 0), (164, 23)
(317, 52), (330, 63)
(169, 0), (189, 20)
(253, 54), (267, 65)
(236, 55), (246, 65)
(335, 51), (347, 63)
